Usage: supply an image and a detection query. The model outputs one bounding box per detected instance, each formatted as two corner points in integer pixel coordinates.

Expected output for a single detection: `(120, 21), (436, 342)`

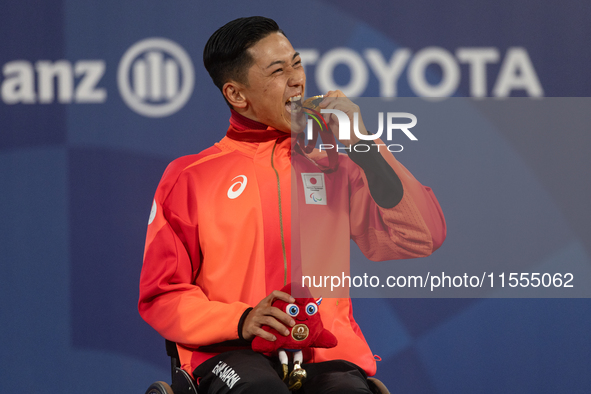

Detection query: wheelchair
(145, 340), (390, 394)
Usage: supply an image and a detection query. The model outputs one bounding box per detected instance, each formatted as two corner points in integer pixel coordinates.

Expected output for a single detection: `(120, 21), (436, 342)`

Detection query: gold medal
(291, 324), (309, 341)
(302, 95), (324, 111)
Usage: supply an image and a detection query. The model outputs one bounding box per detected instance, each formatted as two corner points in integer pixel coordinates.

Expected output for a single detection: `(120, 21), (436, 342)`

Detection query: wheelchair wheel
(367, 377), (391, 394)
(145, 381), (174, 394)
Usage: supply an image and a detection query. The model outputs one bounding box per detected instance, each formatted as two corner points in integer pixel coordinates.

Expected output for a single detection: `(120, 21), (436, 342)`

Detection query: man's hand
(242, 290), (296, 341)
(319, 90), (369, 147)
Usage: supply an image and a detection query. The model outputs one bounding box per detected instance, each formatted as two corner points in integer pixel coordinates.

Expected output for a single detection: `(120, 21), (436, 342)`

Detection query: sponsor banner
(1, 37), (194, 117)
(1, 44), (543, 110)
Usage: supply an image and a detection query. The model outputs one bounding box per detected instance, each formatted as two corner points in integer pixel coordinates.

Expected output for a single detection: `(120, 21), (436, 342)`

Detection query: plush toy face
(251, 284), (338, 353)
(276, 297), (321, 345)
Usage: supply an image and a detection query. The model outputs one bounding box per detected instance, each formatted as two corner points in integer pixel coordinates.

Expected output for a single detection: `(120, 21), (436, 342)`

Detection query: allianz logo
(0, 37), (195, 118)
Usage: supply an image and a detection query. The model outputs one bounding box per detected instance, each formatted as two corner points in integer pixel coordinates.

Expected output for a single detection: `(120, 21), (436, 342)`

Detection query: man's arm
(138, 159), (253, 347)
(346, 141), (446, 260)
(139, 199), (251, 347)
(319, 90), (446, 259)
(139, 160), (296, 347)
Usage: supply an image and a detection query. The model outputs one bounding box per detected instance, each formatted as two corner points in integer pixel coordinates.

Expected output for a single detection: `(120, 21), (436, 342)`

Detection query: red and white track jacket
(139, 111), (446, 377)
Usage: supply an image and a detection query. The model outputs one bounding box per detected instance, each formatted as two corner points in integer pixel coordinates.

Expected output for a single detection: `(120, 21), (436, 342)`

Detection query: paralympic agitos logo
(304, 107), (418, 153)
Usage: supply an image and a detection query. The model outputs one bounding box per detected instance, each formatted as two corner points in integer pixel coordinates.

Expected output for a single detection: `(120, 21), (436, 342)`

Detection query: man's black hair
(203, 16), (285, 107)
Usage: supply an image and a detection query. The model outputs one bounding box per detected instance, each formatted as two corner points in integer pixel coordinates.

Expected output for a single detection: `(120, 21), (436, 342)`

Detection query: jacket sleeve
(347, 140), (446, 260)
(138, 164), (251, 347)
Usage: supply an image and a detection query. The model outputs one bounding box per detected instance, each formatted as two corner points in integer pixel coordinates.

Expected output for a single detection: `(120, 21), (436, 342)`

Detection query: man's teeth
(288, 95), (302, 103)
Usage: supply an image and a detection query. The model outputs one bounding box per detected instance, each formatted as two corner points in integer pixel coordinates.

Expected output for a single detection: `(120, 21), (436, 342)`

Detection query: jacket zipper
(271, 141), (287, 286)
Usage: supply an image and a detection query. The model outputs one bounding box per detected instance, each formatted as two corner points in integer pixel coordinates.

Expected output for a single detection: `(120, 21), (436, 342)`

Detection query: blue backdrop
(2, 1), (591, 392)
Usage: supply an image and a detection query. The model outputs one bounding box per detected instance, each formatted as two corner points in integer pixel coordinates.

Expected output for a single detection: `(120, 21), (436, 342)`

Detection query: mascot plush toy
(251, 284), (338, 390)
